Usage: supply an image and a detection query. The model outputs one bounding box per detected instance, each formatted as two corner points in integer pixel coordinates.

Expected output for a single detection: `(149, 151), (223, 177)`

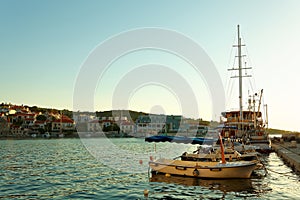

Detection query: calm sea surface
(0, 138), (299, 199)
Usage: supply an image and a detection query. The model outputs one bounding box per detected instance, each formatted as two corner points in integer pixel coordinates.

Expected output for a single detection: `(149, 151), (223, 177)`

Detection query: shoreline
(0, 132), (136, 140)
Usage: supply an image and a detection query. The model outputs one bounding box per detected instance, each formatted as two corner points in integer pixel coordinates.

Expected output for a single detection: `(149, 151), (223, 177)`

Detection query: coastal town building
(119, 121), (135, 134)
(136, 114), (165, 134)
(73, 112), (96, 123)
(10, 125), (29, 136)
(87, 120), (101, 132)
(100, 119), (112, 128)
(51, 115), (75, 132)
(0, 103), (210, 138)
(166, 115), (182, 132)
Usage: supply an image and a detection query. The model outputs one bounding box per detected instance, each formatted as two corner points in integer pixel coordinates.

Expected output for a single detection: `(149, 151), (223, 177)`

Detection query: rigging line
(233, 48), (238, 69)
(225, 30), (241, 110)
(225, 72), (235, 109)
(225, 72), (232, 102)
(241, 33), (254, 67)
(227, 78), (236, 109)
(225, 71), (231, 97)
(225, 35), (238, 97)
(229, 79), (236, 106)
(226, 73), (235, 102)
(250, 69), (257, 93)
(227, 32), (237, 68)
(248, 78), (255, 94)
(225, 33), (237, 78)
(241, 33), (258, 91)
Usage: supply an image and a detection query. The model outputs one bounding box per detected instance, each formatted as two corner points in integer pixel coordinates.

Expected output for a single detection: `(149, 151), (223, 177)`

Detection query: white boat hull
(149, 158), (257, 179)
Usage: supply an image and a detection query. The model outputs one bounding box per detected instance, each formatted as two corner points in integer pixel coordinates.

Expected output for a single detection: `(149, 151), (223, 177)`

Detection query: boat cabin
(220, 111), (264, 138)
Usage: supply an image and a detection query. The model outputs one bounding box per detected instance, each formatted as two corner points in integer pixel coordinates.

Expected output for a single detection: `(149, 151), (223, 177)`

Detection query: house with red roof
(10, 113), (36, 124)
(51, 115), (75, 132)
(33, 120), (47, 129)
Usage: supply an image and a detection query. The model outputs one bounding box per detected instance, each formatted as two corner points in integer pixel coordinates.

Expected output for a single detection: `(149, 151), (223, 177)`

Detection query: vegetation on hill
(268, 128), (300, 136)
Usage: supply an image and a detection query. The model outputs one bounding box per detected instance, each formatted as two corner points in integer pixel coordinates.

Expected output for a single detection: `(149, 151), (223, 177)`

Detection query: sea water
(0, 138), (299, 199)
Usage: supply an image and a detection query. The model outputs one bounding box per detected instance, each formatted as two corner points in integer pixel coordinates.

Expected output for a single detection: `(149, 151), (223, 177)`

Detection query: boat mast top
(228, 25), (252, 122)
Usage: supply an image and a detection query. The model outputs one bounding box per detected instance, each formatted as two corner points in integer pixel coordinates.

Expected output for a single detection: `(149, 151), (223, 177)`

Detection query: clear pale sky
(1, 0), (299, 131)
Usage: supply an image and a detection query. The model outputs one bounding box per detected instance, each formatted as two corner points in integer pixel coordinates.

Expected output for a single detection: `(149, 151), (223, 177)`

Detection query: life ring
(193, 169), (200, 177)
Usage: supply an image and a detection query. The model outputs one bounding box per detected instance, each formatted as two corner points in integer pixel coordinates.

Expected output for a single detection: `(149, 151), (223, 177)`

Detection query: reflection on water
(0, 138), (299, 199)
(150, 173), (253, 193)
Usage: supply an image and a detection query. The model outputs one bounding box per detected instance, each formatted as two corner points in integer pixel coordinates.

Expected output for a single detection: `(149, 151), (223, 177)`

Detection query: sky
(1, 0), (300, 131)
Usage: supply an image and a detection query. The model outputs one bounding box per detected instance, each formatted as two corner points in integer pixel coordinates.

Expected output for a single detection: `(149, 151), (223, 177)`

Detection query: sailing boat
(219, 25), (272, 154)
(147, 26), (266, 178)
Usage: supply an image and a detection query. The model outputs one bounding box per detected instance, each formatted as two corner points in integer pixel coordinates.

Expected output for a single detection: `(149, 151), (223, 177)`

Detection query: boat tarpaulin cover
(144, 135), (217, 145)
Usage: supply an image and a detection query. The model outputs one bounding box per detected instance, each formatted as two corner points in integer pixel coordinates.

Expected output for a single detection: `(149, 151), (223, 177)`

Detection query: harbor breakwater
(272, 140), (300, 174)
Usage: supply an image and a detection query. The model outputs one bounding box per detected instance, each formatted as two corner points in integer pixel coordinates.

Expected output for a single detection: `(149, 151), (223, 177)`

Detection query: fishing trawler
(219, 25), (272, 154)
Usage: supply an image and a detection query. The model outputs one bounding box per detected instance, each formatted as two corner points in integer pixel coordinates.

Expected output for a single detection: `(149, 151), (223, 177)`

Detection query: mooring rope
(266, 167), (291, 175)
(258, 153), (299, 180)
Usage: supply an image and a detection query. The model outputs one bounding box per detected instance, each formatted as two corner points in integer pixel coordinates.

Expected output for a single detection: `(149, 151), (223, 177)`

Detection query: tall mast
(237, 25), (243, 122)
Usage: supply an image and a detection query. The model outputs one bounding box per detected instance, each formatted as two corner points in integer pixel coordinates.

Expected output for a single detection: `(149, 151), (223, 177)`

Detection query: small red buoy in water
(139, 160), (143, 165)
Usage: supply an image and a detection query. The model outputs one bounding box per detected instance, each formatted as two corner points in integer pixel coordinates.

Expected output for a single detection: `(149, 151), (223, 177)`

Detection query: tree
(102, 123), (120, 132)
(62, 109), (73, 119)
(36, 115), (47, 121)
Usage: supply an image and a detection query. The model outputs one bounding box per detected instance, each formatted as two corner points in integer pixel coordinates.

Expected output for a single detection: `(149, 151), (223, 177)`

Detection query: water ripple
(0, 138), (299, 199)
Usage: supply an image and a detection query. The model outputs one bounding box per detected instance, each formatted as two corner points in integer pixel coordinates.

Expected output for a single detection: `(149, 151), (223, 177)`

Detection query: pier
(272, 140), (300, 174)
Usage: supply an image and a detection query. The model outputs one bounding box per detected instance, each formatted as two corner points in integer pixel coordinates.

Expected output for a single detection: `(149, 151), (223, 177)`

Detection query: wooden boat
(150, 158), (257, 179)
(148, 134), (258, 179)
